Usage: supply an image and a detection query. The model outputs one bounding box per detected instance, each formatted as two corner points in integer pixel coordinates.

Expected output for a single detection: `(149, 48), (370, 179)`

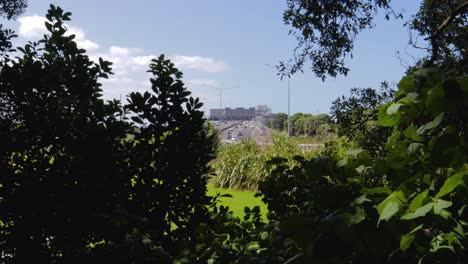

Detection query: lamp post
(265, 64), (291, 137)
(202, 84), (240, 121)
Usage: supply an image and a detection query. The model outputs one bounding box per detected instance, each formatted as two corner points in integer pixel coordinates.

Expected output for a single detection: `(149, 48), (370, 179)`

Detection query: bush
(0, 6), (214, 262)
(258, 68), (468, 263)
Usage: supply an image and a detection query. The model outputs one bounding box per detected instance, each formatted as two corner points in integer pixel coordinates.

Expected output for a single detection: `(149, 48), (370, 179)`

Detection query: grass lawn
(206, 183), (268, 220)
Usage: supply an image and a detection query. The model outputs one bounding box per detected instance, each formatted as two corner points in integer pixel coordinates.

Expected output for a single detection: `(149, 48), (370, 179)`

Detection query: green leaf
(378, 102), (401, 127)
(400, 233), (415, 252)
(400, 224), (424, 252)
(260, 231), (269, 240)
(407, 143), (422, 155)
(386, 144), (408, 169)
(364, 186), (392, 195)
(247, 243), (260, 251)
(401, 202), (433, 220)
(344, 148), (364, 158)
(398, 75), (415, 93)
(404, 126), (423, 141)
(336, 159), (347, 168)
(425, 83), (448, 114)
(387, 103), (403, 115)
(433, 199), (452, 215)
(417, 113), (444, 134)
(378, 201), (399, 225)
(351, 206), (366, 224)
(407, 191), (428, 213)
(406, 92), (419, 103)
(354, 195), (371, 205)
(435, 173), (464, 198)
(377, 191), (406, 225)
(385, 131), (402, 151)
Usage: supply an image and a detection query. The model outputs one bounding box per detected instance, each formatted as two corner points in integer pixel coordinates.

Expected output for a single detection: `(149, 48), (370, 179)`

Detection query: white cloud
(16, 17), (228, 106)
(18, 15), (47, 38)
(109, 46), (143, 57)
(129, 55), (157, 67)
(18, 15), (99, 51)
(172, 55), (230, 72)
(67, 27), (99, 50)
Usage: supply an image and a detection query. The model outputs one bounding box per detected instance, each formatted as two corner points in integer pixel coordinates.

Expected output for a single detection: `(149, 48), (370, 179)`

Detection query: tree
(267, 112), (288, 131)
(281, 0), (397, 79)
(0, 5), (214, 262)
(0, 0), (27, 19)
(408, 0), (468, 73)
(331, 85), (393, 155)
(1, 0), (27, 63)
(281, 0), (467, 79)
(122, 54), (215, 262)
(260, 68), (468, 263)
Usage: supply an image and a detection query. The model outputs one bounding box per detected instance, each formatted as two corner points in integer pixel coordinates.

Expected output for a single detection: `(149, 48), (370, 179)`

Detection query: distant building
(210, 109), (224, 120)
(210, 107), (255, 120)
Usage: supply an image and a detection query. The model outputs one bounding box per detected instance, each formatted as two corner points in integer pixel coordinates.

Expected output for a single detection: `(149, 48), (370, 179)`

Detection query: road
(213, 120), (274, 144)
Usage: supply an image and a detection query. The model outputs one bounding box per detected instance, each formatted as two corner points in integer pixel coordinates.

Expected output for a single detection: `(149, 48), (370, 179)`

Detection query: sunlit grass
(207, 183), (268, 220)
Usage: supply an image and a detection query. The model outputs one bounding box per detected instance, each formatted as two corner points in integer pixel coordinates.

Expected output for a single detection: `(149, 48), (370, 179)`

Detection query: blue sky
(4, 0), (424, 115)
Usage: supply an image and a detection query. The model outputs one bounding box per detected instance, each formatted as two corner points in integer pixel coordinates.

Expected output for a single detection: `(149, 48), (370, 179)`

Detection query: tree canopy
(0, 0), (27, 19)
(281, 0), (468, 79)
(0, 5), (214, 262)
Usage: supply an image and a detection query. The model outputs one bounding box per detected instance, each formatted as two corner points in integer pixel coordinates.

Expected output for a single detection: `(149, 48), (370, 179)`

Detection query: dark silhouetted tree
(0, 5), (214, 263)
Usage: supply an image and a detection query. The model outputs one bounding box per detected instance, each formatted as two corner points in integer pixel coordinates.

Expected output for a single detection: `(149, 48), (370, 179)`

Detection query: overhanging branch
(425, 0), (468, 40)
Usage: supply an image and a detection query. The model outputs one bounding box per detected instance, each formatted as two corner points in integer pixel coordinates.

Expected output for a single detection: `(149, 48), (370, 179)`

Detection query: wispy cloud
(18, 15), (99, 51)
(172, 55), (230, 72)
(16, 16), (228, 106)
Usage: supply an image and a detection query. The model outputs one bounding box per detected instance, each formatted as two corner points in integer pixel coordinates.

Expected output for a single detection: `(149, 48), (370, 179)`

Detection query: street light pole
(202, 84), (240, 121)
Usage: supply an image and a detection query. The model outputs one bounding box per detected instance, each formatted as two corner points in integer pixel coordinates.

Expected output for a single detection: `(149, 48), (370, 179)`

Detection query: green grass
(207, 183), (268, 220)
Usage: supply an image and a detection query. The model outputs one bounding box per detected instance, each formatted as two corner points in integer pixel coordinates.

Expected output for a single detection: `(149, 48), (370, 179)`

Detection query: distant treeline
(265, 112), (336, 140)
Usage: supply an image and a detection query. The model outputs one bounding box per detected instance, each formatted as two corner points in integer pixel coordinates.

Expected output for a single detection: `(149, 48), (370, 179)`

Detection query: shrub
(258, 68), (468, 263)
(0, 6), (214, 262)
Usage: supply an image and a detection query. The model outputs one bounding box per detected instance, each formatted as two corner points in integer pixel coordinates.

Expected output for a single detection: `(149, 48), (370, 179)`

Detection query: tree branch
(425, 0), (468, 40)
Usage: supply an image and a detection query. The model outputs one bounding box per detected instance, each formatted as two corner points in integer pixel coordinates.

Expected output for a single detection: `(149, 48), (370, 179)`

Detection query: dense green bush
(258, 68), (468, 263)
(0, 6), (214, 262)
(331, 86), (393, 155)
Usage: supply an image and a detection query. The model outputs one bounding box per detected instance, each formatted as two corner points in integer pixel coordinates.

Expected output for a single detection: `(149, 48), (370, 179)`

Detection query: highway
(213, 120), (274, 144)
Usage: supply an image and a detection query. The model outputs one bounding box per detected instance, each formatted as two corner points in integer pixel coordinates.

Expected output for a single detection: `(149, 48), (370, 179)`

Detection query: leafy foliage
(0, 5), (214, 262)
(281, 0), (396, 79)
(408, 0), (468, 73)
(257, 68), (468, 263)
(281, 0), (467, 79)
(267, 112), (336, 141)
(0, 0), (28, 19)
(266, 112), (288, 131)
(174, 197), (299, 264)
(331, 85), (393, 155)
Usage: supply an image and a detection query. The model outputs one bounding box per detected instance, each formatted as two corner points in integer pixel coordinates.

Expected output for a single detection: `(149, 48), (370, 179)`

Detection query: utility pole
(202, 84), (240, 121)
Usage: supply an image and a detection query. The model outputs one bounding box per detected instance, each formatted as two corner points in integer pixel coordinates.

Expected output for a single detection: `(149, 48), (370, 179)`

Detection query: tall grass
(210, 133), (317, 190)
